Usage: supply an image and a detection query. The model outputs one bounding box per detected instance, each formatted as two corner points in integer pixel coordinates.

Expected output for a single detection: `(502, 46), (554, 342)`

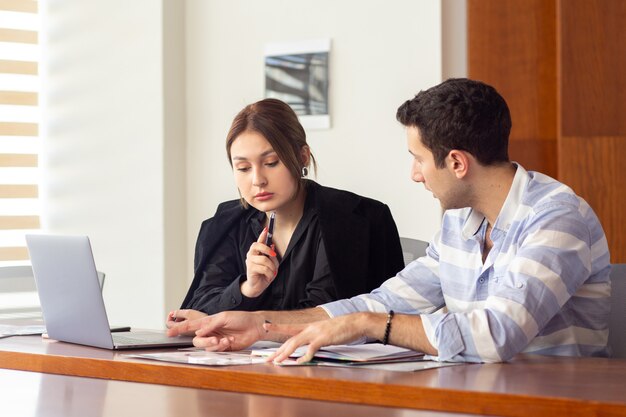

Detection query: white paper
(252, 342), (424, 362)
(0, 324), (46, 338)
(124, 350), (267, 366)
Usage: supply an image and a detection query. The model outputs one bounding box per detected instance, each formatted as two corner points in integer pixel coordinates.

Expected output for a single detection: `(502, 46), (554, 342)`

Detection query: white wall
(185, 0), (444, 282)
(42, 0), (187, 329)
(442, 0), (467, 79)
(40, 0), (452, 327)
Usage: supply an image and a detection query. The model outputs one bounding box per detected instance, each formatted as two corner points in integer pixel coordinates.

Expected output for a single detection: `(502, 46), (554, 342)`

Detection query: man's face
(406, 126), (466, 210)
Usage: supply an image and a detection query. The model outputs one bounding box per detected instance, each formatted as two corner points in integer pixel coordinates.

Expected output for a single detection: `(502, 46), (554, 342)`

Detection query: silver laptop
(25, 234), (194, 350)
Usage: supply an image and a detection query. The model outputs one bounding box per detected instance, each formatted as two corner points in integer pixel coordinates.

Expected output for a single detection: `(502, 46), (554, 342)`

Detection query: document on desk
(122, 342), (462, 372)
(250, 343), (463, 371)
(123, 350), (267, 366)
(0, 324), (46, 339)
(251, 342), (425, 364)
(122, 341), (281, 366)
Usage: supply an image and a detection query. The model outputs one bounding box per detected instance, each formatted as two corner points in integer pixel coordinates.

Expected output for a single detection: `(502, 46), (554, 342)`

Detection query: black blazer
(181, 181), (404, 310)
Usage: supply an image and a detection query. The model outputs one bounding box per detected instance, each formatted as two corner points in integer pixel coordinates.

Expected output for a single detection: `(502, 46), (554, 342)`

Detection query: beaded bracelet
(382, 310), (395, 345)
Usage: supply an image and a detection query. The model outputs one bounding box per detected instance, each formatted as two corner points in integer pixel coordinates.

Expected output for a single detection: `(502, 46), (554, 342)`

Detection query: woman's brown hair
(226, 99), (317, 207)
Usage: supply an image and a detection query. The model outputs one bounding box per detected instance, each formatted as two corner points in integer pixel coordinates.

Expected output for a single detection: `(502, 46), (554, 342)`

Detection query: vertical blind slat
(0, 215), (40, 230)
(0, 28), (37, 44)
(0, 59), (38, 75)
(0, 247), (30, 261)
(0, 91), (38, 105)
(0, 0), (38, 14)
(0, 0), (40, 266)
(0, 184), (37, 198)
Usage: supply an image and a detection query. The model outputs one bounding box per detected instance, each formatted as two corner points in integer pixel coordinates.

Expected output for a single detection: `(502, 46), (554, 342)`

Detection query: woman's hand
(166, 309), (208, 336)
(167, 311), (266, 351)
(241, 227), (279, 298)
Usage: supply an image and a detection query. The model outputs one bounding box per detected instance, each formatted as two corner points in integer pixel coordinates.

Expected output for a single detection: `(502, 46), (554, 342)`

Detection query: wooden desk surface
(1, 335), (625, 417)
(1, 368), (475, 417)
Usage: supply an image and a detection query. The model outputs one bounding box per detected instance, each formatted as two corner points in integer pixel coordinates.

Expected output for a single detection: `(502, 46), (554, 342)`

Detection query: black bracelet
(382, 310), (395, 345)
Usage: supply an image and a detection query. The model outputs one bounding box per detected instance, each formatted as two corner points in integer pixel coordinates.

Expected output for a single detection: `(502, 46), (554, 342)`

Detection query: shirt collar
(461, 163), (528, 240)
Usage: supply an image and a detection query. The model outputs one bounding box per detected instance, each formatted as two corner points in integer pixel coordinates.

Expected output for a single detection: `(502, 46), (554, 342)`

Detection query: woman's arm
(367, 204), (405, 290)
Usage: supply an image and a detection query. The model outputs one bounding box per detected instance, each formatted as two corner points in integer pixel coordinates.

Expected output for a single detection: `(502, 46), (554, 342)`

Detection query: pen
(265, 211), (276, 247)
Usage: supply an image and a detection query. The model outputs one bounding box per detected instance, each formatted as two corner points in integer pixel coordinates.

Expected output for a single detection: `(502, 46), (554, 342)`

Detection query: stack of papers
(124, 350), (267, 366)
(122, 343), (463, 372)
(251, 343), (424, 365)
(0, 324), (46, 339)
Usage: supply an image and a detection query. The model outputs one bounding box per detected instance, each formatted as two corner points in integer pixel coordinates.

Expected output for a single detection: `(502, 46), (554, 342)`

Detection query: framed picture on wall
(264, 39), (331, 129)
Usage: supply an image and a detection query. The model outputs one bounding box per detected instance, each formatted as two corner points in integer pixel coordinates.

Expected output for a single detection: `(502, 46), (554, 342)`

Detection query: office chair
(399, 237), (429, 266)
(0, 265), (106, 319)
(608, 264), (626, 358)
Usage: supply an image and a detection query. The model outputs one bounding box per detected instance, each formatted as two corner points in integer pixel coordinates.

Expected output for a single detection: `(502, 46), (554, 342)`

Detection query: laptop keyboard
(112, 333), (172, 345)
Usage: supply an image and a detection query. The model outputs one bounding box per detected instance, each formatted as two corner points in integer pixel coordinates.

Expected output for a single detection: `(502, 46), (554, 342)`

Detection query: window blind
(0, 0), (40, 266)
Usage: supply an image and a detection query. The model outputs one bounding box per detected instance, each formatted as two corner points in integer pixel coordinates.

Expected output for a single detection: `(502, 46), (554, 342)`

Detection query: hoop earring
(301, 167), (309, 177)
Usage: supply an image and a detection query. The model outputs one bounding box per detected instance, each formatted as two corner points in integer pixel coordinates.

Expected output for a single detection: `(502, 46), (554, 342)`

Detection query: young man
(168, 78), (611, 363)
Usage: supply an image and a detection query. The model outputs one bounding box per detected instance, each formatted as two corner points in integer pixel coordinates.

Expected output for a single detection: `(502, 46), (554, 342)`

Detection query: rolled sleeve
(421, 313), (466, 361)
(320, 299), (361, 318)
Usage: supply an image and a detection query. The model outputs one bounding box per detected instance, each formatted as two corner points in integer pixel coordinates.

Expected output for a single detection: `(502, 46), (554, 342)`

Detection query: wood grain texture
(469, 0), (625, 260)
(557, 0), (626, 261)
(468, 0), (557, 178)
(508, 139), (557, 177)
(558, 136), (626, 261)
(559, 0), (626, 137)
(1, 337), (626, 417)
(2, 368), (443, 417)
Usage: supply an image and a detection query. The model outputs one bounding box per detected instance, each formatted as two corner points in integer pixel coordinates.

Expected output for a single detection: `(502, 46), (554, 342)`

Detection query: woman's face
(230, 130), (299, 212)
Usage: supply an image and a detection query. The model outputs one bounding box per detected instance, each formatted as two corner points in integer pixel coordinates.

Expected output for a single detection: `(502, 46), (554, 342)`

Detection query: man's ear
(447, 150), (470, 179)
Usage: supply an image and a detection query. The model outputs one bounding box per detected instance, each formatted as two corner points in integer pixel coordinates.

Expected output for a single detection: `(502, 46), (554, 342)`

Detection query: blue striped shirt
(322, 164), (610, 362)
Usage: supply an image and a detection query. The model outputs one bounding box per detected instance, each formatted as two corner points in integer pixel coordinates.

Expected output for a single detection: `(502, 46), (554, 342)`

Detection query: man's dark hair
(396, 78), (512, 168)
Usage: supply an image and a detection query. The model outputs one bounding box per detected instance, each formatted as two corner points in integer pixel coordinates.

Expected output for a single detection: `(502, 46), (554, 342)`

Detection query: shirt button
(479, 277), (485, 284)
(516, 282), (524, 289)
(494, 277), (499, 283)
(231, 297), (236, 304)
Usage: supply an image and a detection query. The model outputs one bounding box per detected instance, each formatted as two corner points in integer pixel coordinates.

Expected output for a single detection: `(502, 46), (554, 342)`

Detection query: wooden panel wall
(468, 0), (557, 179)
(558, 0), (626, 263)
(468, 0), (626, 262)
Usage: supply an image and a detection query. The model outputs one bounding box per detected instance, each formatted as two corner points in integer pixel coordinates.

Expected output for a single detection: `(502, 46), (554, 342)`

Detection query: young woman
(167, 99), (404, 326)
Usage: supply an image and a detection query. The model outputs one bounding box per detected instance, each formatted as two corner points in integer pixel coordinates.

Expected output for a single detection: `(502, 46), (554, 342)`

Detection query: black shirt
(187, 187), (337, 314)
(181, 180), (405, 315)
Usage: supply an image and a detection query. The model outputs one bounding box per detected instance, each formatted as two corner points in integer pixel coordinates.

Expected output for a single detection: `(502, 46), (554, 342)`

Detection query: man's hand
(264, 312), (373, 363)
(167, 311), (266, 351)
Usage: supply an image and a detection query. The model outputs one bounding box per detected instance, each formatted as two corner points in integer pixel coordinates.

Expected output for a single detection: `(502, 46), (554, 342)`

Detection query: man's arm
(266, 311), (438, 363)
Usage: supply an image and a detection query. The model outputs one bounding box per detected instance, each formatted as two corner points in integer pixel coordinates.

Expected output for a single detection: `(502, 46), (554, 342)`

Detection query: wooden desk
(1, 335), (625, 417)
(1, 368), (472, 417)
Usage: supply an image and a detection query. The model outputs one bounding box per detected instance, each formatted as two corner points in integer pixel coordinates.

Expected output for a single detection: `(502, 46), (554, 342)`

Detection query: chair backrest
(0, 265), (106, 318)
(0, 265), (37, 291)
(609, 264), (626, 358)
(0, 265), (39, 318)
(399, 237), (429, 266)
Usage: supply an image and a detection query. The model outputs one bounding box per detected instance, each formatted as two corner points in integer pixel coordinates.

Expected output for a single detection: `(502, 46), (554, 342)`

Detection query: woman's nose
(252, 168), (267, 187)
